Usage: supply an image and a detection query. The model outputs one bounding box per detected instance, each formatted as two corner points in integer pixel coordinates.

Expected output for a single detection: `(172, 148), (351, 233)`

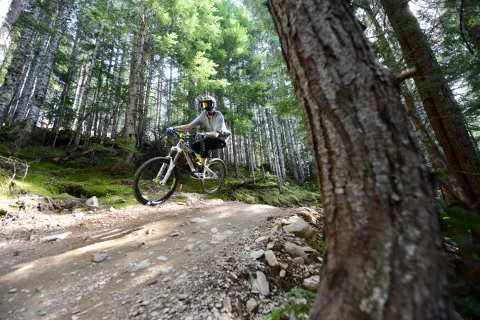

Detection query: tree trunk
(0, 0), (29, 68)
(12, 15), (53, 124)
(232, 125), (240, 178)
(112, 7), (147, 172)
(111, 45), (127, 141)
(358, 0), (452, 200)
(166, 61), (173, 123)
(53, 25), (80, 148)
(138, 53), (154, 147)
(289, 118), (306, 182)
(285, 117), (302, 182)
(267, 1), (452, 319)
(100, 46), (119, 143)
(0, 23), (33, 129)
(70, 34), (102, 151)
(155, 64), (163, 131)
(271, 109), (286, 183)
(462, 0), (480, 52)
(266, 109), (284, 190)
(260, 109), (274, 173)
(247, 134), (256, 182)
(24, 0), (73, 139)
(380, 0), (480, 204)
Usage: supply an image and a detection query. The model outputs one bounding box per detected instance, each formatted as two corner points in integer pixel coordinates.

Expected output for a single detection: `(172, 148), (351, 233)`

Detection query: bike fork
(160, 153), (180, 186)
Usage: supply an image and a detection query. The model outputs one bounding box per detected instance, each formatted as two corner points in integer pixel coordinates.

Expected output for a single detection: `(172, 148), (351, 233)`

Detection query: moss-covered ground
(0, 143), (321, 211)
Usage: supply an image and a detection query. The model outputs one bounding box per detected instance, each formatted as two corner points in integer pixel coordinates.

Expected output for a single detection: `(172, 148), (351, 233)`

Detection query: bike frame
(158, 132), (219, 185)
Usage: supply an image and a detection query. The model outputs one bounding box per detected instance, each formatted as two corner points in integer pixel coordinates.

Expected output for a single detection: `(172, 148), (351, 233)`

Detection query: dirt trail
(0, 195), (296, 320)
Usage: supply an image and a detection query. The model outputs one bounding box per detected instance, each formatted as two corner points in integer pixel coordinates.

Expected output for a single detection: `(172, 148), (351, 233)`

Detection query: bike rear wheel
(133, 157), (178, 205)
(201, 158), (226, 194)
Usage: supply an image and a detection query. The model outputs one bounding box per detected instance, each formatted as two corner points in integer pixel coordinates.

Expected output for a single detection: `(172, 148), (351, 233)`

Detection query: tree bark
(12, 14), (53, 124)
(231, 125), (240, 178)
(166, 61), (173, 123)
(283, 117), (301, 182)
(0, 22), (33, 129)
(112, 7), (148, 171)
(272, 112), (287, 182)
(0, 0), (29, 68)
(138, 53), (154, 147)
(380, 0), (480, 205)
(267, 1), (452, 319)
(462, 0), (480, 52)
(70, 34), (102, 151)
(289, 118), (306, 182)
(155, 64), (163, 131)
(266, 108), (284, 190)
(52, 25), (80, 148)
(357, 0), (452, 200)
(24, 0), (73, 138)
(111, 44), (127, 141)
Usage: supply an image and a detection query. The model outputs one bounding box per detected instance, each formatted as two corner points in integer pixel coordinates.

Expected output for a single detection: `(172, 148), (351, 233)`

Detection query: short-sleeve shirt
(190, 111), (231, 141)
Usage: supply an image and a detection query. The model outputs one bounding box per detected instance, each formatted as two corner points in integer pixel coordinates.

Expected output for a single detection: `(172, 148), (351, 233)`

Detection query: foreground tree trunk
(267, 1), (452, 319)
(380, 0), (480, 205)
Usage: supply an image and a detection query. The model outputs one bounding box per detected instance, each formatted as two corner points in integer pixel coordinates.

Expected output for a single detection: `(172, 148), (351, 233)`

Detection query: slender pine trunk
(0, 22), (33, 129)
(380, 0), (480, 205)
(111, 7), (148, 172)
(70, 34), (102, 152)
(0, 0), (29, 68)
(24, 0), (73, 140)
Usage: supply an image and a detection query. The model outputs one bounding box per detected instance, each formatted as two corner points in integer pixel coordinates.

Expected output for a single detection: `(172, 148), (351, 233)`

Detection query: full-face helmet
(198, 94), (217, 115)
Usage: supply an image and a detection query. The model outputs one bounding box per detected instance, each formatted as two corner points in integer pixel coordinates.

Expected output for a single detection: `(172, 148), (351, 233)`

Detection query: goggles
(201, 100), (213, 111)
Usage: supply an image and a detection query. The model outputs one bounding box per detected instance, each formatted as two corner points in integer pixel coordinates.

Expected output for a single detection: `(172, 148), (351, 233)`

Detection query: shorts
(190, 138), (227, 158)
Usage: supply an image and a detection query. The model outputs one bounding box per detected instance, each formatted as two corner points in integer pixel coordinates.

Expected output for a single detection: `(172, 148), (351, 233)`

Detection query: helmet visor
(202, 100), (214, 112)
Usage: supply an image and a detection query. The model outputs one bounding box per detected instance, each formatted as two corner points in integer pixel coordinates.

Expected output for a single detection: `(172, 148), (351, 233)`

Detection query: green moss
(14, 174), (55, 197)
(306, 238), (326, 255)
(29, 161), (61, 171)
(266, 287), (316, 320)
(18, 147), (63, 160)
(170, 194), (190, 202)
(54, 182), (87, 197)
(233, 190), (256, 204)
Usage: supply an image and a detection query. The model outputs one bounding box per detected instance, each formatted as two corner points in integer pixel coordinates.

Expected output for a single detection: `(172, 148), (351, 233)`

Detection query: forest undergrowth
(0, 141), (321, 214)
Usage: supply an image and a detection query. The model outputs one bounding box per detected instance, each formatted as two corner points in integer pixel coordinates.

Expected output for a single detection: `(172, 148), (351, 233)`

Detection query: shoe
(190, 166), (204, 180)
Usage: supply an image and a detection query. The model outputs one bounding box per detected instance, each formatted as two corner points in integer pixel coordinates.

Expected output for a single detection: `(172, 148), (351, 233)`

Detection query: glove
(166, 127), (175, 134)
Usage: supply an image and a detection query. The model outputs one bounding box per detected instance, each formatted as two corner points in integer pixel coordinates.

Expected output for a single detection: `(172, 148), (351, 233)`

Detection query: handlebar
(168, 131), (206, 140)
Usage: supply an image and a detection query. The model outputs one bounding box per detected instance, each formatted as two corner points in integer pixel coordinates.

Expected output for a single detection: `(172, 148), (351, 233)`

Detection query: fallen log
(225, 182), (279, 190)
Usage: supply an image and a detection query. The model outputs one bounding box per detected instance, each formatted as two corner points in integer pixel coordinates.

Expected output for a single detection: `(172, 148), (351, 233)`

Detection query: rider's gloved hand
(166, 127), (176, 134)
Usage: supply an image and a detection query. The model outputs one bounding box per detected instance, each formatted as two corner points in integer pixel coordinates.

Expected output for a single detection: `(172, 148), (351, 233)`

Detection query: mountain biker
(166, 94), (231, 178)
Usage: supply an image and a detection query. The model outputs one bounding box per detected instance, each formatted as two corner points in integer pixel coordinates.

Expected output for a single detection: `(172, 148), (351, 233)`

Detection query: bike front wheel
(201, 158), (226, 194)
(133, 157), (178, 205)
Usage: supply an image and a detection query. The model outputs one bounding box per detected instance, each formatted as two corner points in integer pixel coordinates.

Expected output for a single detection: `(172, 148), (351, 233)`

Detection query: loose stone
(264, 250), (279, 267)
(250, 250), (264, 259)
(93, 253), (108, 263)
(246, 298), (258, 312)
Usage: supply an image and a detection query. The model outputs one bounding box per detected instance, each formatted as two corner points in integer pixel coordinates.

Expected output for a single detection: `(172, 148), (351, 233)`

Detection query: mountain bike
(133, 131), (227, 205)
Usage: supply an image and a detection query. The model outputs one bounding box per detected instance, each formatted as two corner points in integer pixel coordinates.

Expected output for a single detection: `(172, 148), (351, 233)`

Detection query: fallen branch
(0, 156), (29, 186)
(226, 183), (279, 190)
